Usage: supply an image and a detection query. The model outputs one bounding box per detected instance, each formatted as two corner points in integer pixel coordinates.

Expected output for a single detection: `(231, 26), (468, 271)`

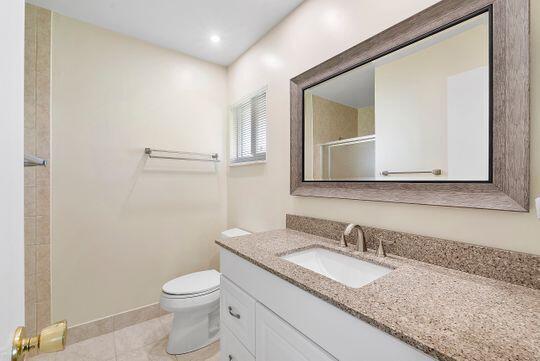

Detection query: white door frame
(0, 0), (25, 359)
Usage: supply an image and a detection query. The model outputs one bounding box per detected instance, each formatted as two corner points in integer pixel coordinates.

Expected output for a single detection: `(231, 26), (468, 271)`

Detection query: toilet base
(166, 302), (220, 355)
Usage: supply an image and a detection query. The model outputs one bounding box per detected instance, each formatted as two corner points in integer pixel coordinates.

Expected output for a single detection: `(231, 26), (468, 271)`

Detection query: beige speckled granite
(216, 229), (540, 361)
(286, 214), (540, 289)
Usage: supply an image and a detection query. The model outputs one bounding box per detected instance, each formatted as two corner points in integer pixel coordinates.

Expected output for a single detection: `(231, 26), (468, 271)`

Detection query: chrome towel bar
(145, 148), (219, 162)
(24, 154), (47, 167)
(381, 169), (442, 176)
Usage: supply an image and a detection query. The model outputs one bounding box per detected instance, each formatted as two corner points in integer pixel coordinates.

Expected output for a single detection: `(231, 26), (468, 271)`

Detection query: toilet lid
(162, 270), (220, 296)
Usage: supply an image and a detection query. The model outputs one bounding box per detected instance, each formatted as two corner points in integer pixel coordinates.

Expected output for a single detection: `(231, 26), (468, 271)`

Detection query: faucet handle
(376, 239), (395, 257)
(376, 239), (386, 257)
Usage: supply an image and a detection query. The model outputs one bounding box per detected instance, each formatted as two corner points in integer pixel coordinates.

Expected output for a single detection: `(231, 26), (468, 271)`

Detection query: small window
(230, 87), (267, 165)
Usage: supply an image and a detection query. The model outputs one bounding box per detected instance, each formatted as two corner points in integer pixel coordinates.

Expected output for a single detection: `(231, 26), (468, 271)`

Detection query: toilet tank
(220, 228), (251, 239)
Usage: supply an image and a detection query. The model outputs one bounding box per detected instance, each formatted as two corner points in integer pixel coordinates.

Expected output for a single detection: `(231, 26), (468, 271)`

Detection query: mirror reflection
(304, 12), (490, 181)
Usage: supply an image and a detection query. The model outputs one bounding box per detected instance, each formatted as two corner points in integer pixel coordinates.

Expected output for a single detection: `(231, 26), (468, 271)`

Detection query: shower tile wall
(25, 4), (51, 336)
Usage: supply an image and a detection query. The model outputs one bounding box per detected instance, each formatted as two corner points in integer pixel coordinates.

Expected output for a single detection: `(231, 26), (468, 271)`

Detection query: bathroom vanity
(219, 247), (434, 361)
(216, 224), (539, 361)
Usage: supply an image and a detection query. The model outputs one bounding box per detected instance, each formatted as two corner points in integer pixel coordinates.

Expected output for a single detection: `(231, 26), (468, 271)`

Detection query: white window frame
(229, 86), (268, 166)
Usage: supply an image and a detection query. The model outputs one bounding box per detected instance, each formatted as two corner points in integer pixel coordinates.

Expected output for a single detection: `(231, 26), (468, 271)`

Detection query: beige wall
(51, 15), (228, 325)
(375, 22), (488, 180)
(227, 0), (540, 255)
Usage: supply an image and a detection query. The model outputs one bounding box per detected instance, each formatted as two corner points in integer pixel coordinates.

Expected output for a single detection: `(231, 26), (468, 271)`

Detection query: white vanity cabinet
(220, 277), (336, 361)
(219, 248), (435, 361)
(255, 303), (337, 361)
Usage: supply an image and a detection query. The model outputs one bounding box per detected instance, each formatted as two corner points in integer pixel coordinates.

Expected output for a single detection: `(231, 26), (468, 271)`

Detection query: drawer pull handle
(228, 306), (241, 319)
(228, 355), (233, 361)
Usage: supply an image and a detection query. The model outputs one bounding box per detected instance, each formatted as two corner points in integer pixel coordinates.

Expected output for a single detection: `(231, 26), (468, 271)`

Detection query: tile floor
(30, 314), (219, 361)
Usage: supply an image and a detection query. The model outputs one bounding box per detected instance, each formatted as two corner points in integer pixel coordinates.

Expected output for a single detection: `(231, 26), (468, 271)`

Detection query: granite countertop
(216, 229), (540, 361)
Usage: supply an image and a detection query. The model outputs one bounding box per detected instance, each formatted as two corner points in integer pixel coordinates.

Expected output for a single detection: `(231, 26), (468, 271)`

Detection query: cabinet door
(220, 326), (255, 361)
(221, 276), (256, 353)
(256, 303), (337, 361)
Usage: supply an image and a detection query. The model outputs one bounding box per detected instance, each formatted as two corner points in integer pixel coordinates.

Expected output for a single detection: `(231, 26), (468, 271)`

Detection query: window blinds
(230, 88), (267, 164)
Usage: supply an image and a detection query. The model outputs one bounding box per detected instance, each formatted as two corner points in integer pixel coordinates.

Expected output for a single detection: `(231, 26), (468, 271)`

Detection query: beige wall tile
(36, 215), (50, 244)
(25, 127), (36, 154)
(25, 186), (36, 217)
(36, 244), (50, 274)
(25, 302), (37, 337)
(36, 166), (50, 188)
(67, 317), (114, 345)
(25, 4), (51, 337)
(36, 128), (50, 159)
(36, 301), (51, 331)
(113, 303), (162, 331)
(36, 271), (51, 304)
(26, 272), (37, 305)
(36, 9), (50, 134)
(25, 217), (37, 245)
(24, 86), (36, 130)
(36, 185), (50, 217)
(24, 5), (36, 130)
(25, 4), (37, 32)
(36, 107), (50, 134)
(25, 245), (37, 276)
(25, 167), (36, 187)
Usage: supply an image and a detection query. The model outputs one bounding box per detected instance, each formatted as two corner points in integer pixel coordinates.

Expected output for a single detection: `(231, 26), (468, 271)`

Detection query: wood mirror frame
(290, 0), (529, 212)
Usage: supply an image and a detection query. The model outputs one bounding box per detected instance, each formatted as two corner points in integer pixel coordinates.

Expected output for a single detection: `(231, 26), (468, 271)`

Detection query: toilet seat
(160, 287), (220, 311)
(162, 269), (220, 297)
(161, 288), (218, 299)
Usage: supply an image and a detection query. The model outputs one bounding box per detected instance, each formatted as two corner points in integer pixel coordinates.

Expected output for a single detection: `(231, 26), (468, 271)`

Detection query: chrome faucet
(340, 224), (367, 252)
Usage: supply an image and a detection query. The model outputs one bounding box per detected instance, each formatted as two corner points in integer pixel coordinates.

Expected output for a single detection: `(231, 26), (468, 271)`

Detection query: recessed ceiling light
(210, 35), (221, 43)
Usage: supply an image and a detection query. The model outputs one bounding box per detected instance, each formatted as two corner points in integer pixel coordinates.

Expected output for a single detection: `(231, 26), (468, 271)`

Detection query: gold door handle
(11, 320), (67, 361)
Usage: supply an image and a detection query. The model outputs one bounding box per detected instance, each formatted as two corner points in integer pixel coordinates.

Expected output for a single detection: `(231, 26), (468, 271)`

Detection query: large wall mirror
(304, 12), (490, 182)
(291, 0), (529, 211)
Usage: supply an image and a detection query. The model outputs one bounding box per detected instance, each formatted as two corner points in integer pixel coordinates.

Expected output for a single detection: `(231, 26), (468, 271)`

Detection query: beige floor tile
(146, 338), (176, 361)
(29, 316), (218, 361)
(56, 332), (116, 361)
(117, 348), (149, 361)
(158, 313), (173, 333)
(115, 318), (167, 355)
(116, 337), (174, 361)
(29, 352), (56, 361)
(175, 341), (220, 361)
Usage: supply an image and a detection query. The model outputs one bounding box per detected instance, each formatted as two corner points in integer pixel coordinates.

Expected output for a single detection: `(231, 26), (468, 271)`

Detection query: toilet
(160, 228), (251, 355)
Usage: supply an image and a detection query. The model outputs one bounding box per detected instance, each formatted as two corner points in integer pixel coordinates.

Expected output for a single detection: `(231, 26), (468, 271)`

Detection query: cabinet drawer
(220, 325), (255, 361)
(220, 276), (256, 353)
(256, 303), (337, 361)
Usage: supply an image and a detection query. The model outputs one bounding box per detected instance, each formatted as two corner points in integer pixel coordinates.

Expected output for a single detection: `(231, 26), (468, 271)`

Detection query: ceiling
(306, 12), (488, 109)
(308, 65), (375, 109)
(26, 0), (304, 65)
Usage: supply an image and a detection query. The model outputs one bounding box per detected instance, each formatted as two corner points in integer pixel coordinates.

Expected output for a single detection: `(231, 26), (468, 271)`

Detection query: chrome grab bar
(145, 148), (219, 162)
(381, 169), (442, 176)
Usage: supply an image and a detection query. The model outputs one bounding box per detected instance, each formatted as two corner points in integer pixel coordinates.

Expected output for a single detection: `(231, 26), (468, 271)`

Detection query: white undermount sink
(281, 247), (392, 288)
